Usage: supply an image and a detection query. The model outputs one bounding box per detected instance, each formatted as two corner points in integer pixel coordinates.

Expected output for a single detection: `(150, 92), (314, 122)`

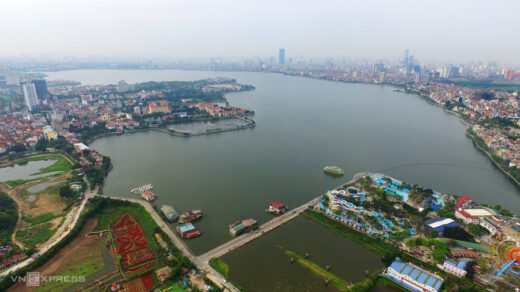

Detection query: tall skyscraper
(404, 49), (409, 68)
(373, 61), (385, 73)
(278, 48), (285, 65)
(117, 80), (129, 92)
(22, 82), (39, 111)
(31, 79), (48, 98)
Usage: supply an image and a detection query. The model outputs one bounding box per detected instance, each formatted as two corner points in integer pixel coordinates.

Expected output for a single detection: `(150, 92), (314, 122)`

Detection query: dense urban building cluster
(0, 76), (253, 156)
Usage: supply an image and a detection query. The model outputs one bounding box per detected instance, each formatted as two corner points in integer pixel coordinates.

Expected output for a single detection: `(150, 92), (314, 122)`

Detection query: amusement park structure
(494, 247), (520, 281)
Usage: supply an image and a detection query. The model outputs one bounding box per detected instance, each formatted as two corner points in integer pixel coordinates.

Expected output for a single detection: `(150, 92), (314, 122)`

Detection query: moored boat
(179, 210), (202, 223)
(323, 166), (344, 176)
(140, 191), (157, 201)
(266, 201), (289, 215)
(160, 205), (179, 222)
(229, 218), (257, 237)
(176, 223), (202, 239)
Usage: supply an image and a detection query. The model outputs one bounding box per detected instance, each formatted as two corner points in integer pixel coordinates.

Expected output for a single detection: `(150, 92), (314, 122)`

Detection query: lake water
(46, 69), (520, 255)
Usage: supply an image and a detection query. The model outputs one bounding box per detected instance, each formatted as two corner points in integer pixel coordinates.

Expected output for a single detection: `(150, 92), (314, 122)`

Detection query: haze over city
(3, 1), (520, 291)
(1, 0), (519, 63)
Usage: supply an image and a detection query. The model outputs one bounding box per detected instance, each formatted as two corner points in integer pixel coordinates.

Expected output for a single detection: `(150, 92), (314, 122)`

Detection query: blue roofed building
(425, 217), (459, 233)
(385, 260), (443, 292)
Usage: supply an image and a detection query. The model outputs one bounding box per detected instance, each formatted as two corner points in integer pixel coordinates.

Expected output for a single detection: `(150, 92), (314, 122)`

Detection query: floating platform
(140, 191), (157, 201)
(179, 210), (202, 223)
(266, 201), (289, 215)
(177, 223), (202, 239)
(229, 218), (257, 237)
(323, 166), (344, 176)
(161, 205), (179, 222)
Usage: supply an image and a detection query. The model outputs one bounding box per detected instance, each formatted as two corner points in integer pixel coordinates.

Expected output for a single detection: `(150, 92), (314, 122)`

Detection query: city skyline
(1, 0), (519, 64)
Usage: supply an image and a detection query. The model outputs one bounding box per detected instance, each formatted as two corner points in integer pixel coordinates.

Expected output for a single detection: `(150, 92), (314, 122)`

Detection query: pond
(0, 160), (58, 182)
(221, 216), (383, 291)
(26, 180), (66, 193)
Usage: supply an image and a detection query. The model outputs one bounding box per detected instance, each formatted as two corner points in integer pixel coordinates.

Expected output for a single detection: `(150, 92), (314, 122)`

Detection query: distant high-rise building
(505, 69), (515, 80)
(373, 62), (385, 73)
(5, 73), (20, 86)
(21, 81), (39, 111)
(379, 72), (385, 83)
(439, 66), (451, 79)
(117, 80), (129, 92)
(31, 79), (48, 98)
(404, 49), (410, 67)
(278, 48), (285, 65)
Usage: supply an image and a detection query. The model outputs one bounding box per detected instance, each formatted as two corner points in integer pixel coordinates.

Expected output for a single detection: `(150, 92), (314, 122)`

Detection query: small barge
(179, 210), (203, 223)
(177, 223), (202, 239)
(160, 205), (179, 222)
(140, 191), (157, 202)
(323, 166), (344, 176)
(266, 201), (289, 215)
(229, 218), (257, 237)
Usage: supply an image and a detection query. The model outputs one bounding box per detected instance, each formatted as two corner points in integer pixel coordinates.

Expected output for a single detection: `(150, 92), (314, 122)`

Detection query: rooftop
(464, 208), (494, 217)
(178, 223), (196, 233)
(389, 261), (443, 291)
(425, 218), (458, 229)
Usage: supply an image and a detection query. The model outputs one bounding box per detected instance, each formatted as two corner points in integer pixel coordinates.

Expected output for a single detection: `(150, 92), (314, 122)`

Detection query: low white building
(437, 260), (467, 278)
(479, 216), (503, 236)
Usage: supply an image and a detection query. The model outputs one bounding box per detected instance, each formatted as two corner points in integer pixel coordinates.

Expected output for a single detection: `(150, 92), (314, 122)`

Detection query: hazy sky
(1, 0), (519, 63)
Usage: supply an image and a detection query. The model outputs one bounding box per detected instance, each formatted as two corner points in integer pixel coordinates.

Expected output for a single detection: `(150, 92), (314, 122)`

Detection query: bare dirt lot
(18, 176), (69, 217)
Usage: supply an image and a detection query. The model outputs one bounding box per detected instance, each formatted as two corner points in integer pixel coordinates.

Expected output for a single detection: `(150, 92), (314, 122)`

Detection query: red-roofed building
(148, 100), (170, 114)
(455, 196), (479, 224)
(267, 201), (289, 214)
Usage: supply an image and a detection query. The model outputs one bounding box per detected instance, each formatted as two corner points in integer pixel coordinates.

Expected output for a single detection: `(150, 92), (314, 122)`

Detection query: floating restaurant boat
(160, 205), (179, 222)
(323, 166), (344, 176)
(140, 191), (157, 202)
(266, 201), (289, 215)
(229, 218), (257, 237)
(178, 210), (203, 223)
(176, 223), (202, 239)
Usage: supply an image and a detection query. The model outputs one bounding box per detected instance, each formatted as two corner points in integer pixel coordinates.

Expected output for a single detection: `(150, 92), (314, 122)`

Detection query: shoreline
(280, 70), (520, 189)
(402, 88), (520, 189)
(85, 116), (255, 145)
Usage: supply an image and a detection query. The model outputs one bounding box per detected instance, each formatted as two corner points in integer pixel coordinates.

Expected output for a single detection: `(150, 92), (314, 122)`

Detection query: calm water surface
(46, 70), (520, 256)
(221, 216), (382, 292)
(0, 160), (56, 182)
